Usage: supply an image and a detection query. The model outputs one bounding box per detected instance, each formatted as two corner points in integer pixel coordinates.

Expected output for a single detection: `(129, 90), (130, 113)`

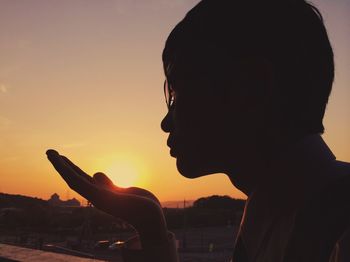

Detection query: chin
(176, 157), (217, 179)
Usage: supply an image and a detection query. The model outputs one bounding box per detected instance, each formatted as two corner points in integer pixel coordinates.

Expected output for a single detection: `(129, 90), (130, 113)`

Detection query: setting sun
(105, 160), (139, 188)
(92, 152), (149, 189)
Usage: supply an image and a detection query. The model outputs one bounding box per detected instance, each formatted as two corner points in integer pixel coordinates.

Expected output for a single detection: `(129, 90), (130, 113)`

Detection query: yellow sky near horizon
(0, 0), (349, 203)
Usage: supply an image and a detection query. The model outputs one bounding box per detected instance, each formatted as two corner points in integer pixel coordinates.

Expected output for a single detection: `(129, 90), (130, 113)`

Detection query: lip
(167, 136), (174, 148)
(170, 147), (177, 157)
(167, 135), (177, 157)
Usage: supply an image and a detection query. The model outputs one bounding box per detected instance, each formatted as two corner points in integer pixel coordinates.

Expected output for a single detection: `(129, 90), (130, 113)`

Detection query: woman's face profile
(160, 57), (272, 181)
(160, 73), (248, 179)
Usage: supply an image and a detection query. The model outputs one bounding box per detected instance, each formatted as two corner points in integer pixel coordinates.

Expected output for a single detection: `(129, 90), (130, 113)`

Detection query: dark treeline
(165, 195), (245, 229)
(0, 193), (245, 231)
(0, 193), (122, 234)
(193, 195), (245, 210)
(0, 193), (48, 208)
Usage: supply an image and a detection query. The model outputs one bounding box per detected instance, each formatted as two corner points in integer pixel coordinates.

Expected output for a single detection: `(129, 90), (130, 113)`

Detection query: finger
(46, 149), (99, 200)
(124, 187), (160, 205)
(92, 172), (160, 204)
(92, 187), (164, 229)
(93, 172), (115, 189)
(60, 155), (94, 183)
(85, 188), (167, 245)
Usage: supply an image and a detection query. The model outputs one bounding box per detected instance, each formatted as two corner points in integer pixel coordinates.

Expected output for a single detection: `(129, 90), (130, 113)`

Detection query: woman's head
(161, 0), (334, 179)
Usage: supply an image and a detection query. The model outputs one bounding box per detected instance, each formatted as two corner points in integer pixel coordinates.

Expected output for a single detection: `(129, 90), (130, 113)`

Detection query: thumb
(93, 172), (115, 189)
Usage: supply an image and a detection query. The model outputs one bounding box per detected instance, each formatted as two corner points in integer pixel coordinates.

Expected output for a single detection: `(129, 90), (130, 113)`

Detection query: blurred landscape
(0, 193), (244, 261)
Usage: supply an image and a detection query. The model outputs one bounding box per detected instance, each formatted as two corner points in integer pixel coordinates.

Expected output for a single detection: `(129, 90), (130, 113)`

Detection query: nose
(161, 110), (173, 133)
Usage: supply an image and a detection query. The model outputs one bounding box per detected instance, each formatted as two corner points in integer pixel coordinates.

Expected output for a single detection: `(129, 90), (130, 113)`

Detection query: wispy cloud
(0, 84), (9, 93)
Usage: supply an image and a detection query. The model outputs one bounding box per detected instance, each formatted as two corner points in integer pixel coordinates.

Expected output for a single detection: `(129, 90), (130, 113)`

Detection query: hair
(162, 0), (334, 135)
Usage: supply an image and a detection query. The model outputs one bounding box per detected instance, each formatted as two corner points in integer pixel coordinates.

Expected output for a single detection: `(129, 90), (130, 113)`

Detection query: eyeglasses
(164, 79), (175, 109)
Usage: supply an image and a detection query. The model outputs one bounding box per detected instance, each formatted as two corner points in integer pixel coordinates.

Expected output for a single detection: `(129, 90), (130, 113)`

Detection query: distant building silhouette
(48, 193), (80, 207)
(48, 193), (60, 206)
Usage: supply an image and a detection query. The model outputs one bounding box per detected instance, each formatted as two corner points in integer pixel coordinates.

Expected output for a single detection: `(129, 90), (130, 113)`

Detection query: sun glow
(105, 161), (139, 188)
(96, 153), (148, 188)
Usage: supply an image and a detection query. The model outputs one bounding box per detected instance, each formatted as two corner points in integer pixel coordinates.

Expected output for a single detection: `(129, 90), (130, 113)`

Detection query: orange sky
(0, 0), (349, 203)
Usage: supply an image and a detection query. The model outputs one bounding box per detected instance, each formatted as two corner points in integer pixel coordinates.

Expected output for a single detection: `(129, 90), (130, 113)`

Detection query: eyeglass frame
(164, 79), (175, 110)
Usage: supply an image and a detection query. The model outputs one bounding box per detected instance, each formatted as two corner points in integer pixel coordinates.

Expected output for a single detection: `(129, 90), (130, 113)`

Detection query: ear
(225, 57), (275, 112)
(241, 56), (274, 100)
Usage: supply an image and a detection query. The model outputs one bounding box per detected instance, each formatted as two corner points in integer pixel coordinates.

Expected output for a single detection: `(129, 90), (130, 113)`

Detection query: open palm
(46, 149), (168, 247)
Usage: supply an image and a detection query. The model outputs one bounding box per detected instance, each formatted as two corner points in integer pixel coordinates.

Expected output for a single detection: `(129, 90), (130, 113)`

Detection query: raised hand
(46, 149), (168, 248)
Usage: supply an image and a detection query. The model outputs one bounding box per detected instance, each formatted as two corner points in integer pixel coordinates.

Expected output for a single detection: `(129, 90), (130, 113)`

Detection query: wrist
(139, 225), (168, 248)
(136, 208), (168, 248)
(122, 231), (179, 262)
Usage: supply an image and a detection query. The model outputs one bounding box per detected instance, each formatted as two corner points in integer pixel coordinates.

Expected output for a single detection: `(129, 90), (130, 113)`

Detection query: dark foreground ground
(0, 226), (237, 262)
(0, 244), (234, 262)
(0, 244), (233, 262)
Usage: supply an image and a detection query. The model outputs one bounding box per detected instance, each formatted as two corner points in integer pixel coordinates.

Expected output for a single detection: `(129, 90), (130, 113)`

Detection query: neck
(226, 133), (335, 197)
